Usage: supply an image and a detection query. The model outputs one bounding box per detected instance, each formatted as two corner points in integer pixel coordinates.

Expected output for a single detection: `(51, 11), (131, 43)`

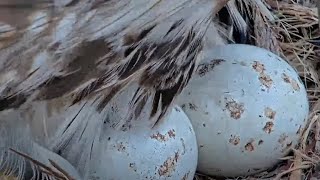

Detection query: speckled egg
(53, 82), (198, 180)
(88, 105), (197, 180)
(16, 76), (198, 180)
(176, 44), (309, 177)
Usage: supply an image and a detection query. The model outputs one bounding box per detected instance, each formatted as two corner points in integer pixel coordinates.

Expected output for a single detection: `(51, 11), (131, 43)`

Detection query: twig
(289, 114), (319, 180)
(275, 164), (311, 180)
(289, 153), (303, 180)
(292, 149), (319, 164)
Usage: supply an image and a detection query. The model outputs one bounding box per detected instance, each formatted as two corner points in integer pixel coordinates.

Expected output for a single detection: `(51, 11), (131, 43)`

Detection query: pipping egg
(176, 44), (309, 177)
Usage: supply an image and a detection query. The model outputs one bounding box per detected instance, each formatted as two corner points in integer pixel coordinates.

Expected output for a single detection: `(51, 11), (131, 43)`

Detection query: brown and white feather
(0, 0), (229, 179)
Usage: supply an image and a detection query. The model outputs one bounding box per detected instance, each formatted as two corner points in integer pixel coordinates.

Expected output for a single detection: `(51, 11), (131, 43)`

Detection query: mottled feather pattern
(0, 0), (214, 125)
(0, 0), (226, 179)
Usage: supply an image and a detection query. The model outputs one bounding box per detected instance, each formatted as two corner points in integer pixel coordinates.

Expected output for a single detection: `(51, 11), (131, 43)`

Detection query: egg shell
(177, 44), (309, 177)
(49, 83), (198, 180)
(89, 105), (197, 180)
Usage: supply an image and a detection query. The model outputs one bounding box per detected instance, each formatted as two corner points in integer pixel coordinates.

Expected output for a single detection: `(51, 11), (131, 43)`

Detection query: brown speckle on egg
(129, 163), (137, 172)
(252, 61), (265, 73)
(259, 74), (273, 88)
(282, 73), (300, 91)
(264, 107), (276, 120)
(180, 138), (186, 155)
(225, 98), (245, 119)
(158, 152), (179, 177)
(252, 61), (273, 88)
(188, 103), (197, 111)
(168, 129), (176, 138)
(197, 59), (225, 77)
(117, 142), (126, 152)
(278, 133), (288, 145)
(263, 121), (274, 134)
(258, 140), (264, 145)
(229, 135), (240, 146)
(245, 141), (255, 152)
(151, 130), (176, 142)
(150, 132), (167, 142)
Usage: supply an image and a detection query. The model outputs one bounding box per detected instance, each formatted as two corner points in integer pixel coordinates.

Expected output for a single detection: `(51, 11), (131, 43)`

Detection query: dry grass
(0, 0), (318, 180)
(196, 0), (320, 179)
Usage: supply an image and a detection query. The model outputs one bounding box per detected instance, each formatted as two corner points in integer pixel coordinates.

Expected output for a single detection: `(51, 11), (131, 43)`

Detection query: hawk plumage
(0, 0), (229, 179)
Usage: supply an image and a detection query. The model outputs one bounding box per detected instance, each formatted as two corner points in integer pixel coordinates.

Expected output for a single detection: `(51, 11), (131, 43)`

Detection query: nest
(0, 0), (318, 179)
(196, 0), (320, 179)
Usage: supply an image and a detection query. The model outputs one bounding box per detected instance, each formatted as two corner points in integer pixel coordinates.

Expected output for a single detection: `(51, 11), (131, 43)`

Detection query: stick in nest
(288, 114), (320, 180)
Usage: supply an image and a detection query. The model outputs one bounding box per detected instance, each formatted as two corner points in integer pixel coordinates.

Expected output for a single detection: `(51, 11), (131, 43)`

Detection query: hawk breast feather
(0, 0), (215, 126)
(0, 0), (227, 179)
